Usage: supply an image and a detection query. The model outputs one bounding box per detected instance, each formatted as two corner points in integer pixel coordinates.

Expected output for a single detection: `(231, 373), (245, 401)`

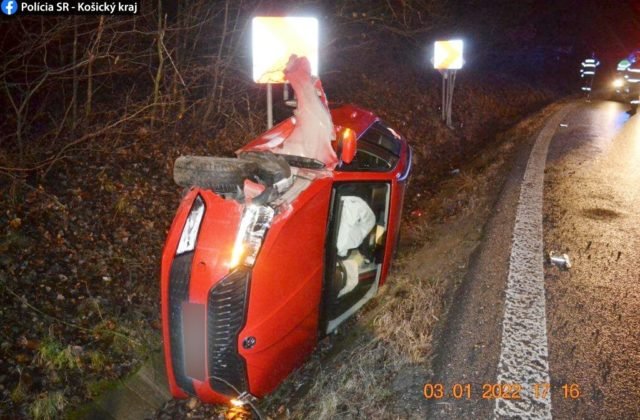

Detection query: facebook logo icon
(1, 0), (18, 15)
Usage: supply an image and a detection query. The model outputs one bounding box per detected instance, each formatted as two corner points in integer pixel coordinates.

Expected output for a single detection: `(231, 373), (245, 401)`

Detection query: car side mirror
(340, 128), (357, 164)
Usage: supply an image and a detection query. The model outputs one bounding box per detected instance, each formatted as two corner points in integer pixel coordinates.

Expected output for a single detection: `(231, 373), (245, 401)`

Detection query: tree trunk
(86, 16), (104, 120)
(202, 0), (230, 124)
(152, 0), (165, 128)
(72, 16), (78, 129)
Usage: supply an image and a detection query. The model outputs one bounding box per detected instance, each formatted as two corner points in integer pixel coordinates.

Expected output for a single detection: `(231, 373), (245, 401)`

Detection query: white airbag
(336, 196), (376, 257)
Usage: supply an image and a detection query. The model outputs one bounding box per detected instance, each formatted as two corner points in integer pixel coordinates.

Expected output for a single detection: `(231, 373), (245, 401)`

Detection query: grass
(29, 391), (66, 420)
(36, 339), (82, 371)
(372, 273), (444, 362)
(92, 319), (142, 355)
(89, 350), (107, 371)
(10, 371), (27, 404)
(85, 378), (119, 398)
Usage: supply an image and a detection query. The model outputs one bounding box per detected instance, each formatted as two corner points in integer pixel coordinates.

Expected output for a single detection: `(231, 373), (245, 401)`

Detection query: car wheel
(173, 156), (258, 193)
(238, 151), (292, 188)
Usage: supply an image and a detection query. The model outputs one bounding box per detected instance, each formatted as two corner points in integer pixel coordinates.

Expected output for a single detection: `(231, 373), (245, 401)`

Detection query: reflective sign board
(252, 17), (319, 83)
(434, 40), (464, 70)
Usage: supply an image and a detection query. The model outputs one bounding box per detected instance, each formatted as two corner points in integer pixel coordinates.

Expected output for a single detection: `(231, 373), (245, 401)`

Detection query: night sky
(454, 0), (639, 64)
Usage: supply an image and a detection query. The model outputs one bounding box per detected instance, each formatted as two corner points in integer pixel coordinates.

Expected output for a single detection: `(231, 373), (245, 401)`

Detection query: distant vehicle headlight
(176, 196), (205, 255)
(613, 78), (625, 88)
(230, 205), (275, 268)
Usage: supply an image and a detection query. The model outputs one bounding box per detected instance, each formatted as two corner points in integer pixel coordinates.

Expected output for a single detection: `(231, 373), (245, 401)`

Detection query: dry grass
(10, 371), (27, 404)
(373, 273), (445, 362)
(29, 391), (66, 420)
(88, 350), (107, 372)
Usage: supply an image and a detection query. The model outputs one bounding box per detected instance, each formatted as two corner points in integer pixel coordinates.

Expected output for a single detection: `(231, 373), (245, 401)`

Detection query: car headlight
(230, 205), (275, 268)
(613, 78), (625, 88)
(176, 196), (205, 255)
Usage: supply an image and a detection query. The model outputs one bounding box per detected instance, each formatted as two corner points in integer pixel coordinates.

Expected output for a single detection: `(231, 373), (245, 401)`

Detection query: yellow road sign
(252, 17), (319, 83)
(434, 40), (464, 70)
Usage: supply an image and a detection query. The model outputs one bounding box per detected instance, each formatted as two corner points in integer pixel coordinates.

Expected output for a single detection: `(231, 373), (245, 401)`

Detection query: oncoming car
(160, 103), (412, 407)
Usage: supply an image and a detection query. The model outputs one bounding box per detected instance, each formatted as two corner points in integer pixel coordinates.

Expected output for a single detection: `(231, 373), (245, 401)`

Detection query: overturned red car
(160, 57), (412, 407)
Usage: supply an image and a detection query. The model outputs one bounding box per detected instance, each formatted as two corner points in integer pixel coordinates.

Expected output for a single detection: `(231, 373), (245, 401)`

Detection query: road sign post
(433, 40), (464, 128)
(443, 69), (457, 127)
(267, 83), (273, 129)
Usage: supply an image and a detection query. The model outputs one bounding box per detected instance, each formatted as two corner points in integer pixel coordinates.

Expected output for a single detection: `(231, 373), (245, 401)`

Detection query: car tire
(238, 151), (292, 187)
(173, 156), (258, 193)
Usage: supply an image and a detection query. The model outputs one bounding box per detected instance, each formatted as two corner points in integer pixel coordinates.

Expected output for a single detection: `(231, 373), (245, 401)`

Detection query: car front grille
(168, 252), (196, 395)
(207, 269), (250, 396)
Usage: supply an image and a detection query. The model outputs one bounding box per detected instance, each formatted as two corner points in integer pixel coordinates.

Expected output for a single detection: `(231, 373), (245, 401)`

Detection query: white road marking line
(494, 104), (576, 419)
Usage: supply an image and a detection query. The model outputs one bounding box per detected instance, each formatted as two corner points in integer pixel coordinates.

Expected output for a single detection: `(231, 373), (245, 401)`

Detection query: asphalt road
(426, 100), (639, 419)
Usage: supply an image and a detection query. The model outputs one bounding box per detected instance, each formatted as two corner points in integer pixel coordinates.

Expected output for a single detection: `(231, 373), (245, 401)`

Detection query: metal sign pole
(267, 83), (273, 129)
(448, 70), (452, 125)
(442, 71), (447, 121)
(447, 70), (457, 128)
(445, 71), (450, 125)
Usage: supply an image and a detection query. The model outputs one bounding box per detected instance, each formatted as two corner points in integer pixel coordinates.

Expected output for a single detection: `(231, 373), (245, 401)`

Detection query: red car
(160, 104), (412, 407)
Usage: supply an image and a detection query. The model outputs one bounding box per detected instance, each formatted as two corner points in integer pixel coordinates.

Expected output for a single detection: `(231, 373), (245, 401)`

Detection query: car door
(321, 181), (391, 333)
(320, 123), (401, 334)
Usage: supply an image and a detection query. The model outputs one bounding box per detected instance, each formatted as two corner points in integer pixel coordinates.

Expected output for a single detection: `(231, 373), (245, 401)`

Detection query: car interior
(324, 182), (390, 332)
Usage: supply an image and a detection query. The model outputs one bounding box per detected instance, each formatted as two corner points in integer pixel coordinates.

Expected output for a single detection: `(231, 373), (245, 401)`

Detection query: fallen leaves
(1, 143), (172, 416)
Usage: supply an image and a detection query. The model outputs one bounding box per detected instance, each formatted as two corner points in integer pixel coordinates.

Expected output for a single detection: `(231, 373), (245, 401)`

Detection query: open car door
(321, 181), (391, 333)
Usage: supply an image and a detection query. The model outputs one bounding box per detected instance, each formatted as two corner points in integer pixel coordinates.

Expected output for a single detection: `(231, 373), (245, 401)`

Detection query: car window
(337, 123), (400, 172)
(363, 123), (402, 156)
